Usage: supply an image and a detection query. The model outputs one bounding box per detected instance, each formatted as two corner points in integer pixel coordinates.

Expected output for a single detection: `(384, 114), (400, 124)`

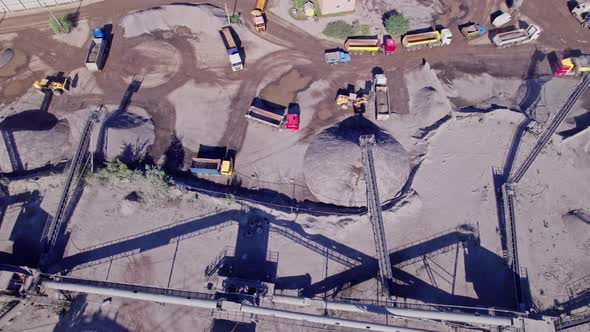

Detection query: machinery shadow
(58, 209), (242, 273)
(0, 190), (48, 267)
(52, 294), (130, 332)
(95, 78), (143, 162)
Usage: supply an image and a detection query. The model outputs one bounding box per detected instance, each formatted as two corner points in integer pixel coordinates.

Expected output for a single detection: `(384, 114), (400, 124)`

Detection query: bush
(322, 20), (370, 40)
(49, 16), (73, 34)
(225, 14), (242, 25)
(96, 160), (133, 184)
(144, 165), (169, 193)
(384, 13), (409, 37)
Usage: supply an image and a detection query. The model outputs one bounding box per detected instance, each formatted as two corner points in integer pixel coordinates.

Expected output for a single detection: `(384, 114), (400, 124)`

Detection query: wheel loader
(33, 77), (69, 95)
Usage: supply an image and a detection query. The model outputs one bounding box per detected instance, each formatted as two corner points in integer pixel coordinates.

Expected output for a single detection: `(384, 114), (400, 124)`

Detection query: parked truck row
(325, 19), (542, 64)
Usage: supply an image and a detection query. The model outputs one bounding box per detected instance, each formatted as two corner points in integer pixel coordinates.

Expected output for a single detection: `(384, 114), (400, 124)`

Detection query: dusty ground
(0, 0), (589, 331)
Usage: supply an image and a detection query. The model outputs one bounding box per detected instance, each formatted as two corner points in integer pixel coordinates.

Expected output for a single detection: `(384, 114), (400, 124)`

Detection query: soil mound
(0, 111), (70, 172)
(304, 116), (410, 207)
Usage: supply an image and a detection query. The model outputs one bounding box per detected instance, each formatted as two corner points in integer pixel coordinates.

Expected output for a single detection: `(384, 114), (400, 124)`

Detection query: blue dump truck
(220, 26), (243, 72)
(460, 23), (486, 39)
(324, 49), (351, 65)
(190, 157), (233, 176)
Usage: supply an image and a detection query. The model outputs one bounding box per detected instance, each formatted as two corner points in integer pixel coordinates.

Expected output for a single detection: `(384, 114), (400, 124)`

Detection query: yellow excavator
(33, 76), (69, 95)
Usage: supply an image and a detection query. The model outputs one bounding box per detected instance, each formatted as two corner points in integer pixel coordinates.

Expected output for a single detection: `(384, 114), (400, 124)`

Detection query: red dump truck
(344, 36), (395, 55)
(245, 98), (299, 130)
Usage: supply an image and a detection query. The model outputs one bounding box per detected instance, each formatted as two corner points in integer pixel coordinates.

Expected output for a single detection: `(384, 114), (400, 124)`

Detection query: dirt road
(0, 0), (587, 163)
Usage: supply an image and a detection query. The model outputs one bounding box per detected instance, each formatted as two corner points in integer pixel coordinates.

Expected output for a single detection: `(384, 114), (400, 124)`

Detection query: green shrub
(144, 165), (169, 193)
(384, 14), (410, 37)
(96, 160), (133, 184)
(226, 14), (242, 25)
(49, 16), (73, 34)
(322, 20), (370, 40)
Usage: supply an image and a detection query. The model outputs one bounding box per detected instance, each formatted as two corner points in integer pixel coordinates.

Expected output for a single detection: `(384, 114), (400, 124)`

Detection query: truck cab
(439, 28), (453, 45)
(285, 114), (299, 130)
(382, 36), (396, 54)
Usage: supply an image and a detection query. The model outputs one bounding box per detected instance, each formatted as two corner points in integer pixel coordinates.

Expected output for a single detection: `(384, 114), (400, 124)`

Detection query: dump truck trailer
(85, 38), (107, 71)
(343, 36), (395, 55)
(245, 105), (285, 128)
(554, 56), (590, 75)
(251, 0), (267, 31)
(374, 74), (391, 120)
(571, 2), (590, 28)
(219, 27), (243, 71)
(491, 24), (541, 48)
(401, 28), (452, 50)
(190, 158), (233, 176)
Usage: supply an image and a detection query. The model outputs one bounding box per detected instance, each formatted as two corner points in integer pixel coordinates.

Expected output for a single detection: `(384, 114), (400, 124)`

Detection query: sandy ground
(0, 0), (588, 330)
(167, 79), (239, 151)
(52, 19), (90, 48)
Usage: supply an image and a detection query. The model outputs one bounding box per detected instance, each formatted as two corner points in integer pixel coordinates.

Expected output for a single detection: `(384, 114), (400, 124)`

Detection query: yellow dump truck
(251, 0), (267, 32)
(401, 28), (453, 50)
(190, 157), (233, 176)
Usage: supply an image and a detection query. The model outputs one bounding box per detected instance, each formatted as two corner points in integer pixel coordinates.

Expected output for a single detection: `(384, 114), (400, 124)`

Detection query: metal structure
(509, 74), (590, 184)
(1, 129), (22, 172)
(359, 134), (395, 297)
(500, 74), (590, 311)
(41, 109), (100, 265)
(40, 276), (429, 332)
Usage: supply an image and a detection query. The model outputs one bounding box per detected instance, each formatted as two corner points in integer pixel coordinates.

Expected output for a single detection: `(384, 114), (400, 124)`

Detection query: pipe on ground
(42, 281), (219, 310)
(241, 304), (432, 332)
(272, 295), (515, 327)
(42, 281), (431, 332)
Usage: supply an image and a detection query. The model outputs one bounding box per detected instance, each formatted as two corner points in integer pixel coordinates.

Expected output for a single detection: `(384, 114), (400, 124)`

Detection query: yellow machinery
(33, 77), (69, 95)
(251, 0), (267, 31)
(336, 90), (368, 110)
(220, 159), (233, 176)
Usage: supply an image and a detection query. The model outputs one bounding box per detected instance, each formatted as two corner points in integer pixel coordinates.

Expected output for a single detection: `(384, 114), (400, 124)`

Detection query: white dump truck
(571, 2), (590, 28)
(220, 26), (244, 72)
(374, 74), (391, 120)
(491, 24), (541, 48)
(85, 38), (107, 71)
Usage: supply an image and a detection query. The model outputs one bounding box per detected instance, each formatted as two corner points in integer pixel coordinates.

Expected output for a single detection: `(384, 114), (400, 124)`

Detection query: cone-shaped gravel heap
(304, 116), (410, 207)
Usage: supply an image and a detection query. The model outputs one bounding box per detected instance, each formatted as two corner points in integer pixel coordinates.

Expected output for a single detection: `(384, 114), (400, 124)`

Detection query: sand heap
(304, 116), (410, 207)
(0, 110), (70, 172)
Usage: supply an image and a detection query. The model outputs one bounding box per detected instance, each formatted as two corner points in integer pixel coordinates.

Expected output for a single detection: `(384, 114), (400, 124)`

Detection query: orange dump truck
(251, 0), (267, 31)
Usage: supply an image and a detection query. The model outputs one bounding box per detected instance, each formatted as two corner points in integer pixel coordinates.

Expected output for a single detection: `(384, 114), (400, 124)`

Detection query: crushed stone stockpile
(0, 110), (70, 172)
(304, 116), (411, 207)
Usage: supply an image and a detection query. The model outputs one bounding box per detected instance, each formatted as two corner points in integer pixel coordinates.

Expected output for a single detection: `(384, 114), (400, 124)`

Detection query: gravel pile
(0, 110), (70, 172)
(304, 116), (411, 207)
